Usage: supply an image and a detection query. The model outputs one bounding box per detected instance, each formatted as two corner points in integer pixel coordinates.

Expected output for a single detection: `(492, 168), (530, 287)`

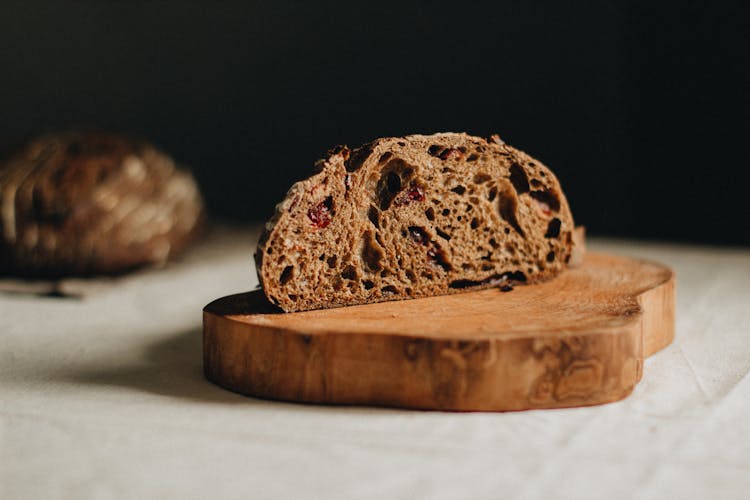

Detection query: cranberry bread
(0, 132), (205, 278)
(256, 132), (576, 312)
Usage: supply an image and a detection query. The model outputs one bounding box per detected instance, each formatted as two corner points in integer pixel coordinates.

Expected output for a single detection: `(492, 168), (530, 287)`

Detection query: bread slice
(256, 132), (576, 312)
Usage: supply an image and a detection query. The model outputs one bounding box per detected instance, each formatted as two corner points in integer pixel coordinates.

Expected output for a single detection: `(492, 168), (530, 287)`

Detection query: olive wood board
(203, 252), (674, 411)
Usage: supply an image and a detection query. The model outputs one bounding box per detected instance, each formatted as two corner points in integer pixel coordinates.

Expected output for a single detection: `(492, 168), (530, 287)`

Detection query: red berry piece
(535, 199), (552, 216)
(439, 148), (463, 161)
(395, 181), (425, 206)
(406, 182), (425, 202)
(307, 196), (333, 228)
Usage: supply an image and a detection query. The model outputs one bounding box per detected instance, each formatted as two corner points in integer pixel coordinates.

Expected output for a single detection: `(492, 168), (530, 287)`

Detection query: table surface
(2, 227), (749, 500)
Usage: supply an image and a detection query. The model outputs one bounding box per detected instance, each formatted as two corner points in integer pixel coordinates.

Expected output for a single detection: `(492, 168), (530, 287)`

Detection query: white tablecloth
(2, 227), (749, 500)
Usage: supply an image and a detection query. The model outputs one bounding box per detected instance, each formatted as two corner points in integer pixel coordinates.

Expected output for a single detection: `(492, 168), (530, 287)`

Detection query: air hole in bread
(345, 144), (373, 172)
(376, 159), (416, 210)
(326, 255), (337, 268)
(530, 179), (542, 188)
(405, 287), (413, 295)
(449, 273), (511, 289)
(436, 228), (451, 240)
(279, 266), (294, 285)
(546, 251), (556, 262)
(406, 270), (416, 282)
(470, 218), (479, 229)
(467, 153), (479, 162)
(381, 285), (398, 295)
(441, 208), (450, 216)
(387, 171), (401, 193)
(363, 280), (374, 290)
(427, 246), (452, 272)
(408, 226), (429, 245)
(451, 185), (466, 195)
(375, 232), (385, 247)
(508, 270), (527, 282)
(368, 205), (379, 228)
(497, 186), (525, 237)
(361, 230), (384, 272)
(341, 265), (357, 281)
(378, 171), (401, 209)
(425, 207), (435, 221)
(545, 218), (562, 238)
(288, 294), (297, 301)
(488, 186), (498, 201)
(509, 163), (530, 194)
(530, 190), (561, 213)
(378, 152), (393, 163)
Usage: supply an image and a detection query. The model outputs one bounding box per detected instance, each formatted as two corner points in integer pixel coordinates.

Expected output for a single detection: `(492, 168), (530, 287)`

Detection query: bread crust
(256, 132), (576, 312)
(0, 132), (205, 277)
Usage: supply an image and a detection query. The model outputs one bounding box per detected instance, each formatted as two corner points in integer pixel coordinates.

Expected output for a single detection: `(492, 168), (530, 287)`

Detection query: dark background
(1, 1), (747, 245)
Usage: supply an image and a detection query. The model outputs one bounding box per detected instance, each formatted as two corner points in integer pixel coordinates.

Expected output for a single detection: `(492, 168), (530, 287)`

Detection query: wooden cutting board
(203, 252), (674, 411)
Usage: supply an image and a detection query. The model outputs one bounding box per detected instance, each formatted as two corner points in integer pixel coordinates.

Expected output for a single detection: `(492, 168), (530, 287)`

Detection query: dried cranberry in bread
(256, 132), (576, 312)
(0, 132), (205, 278)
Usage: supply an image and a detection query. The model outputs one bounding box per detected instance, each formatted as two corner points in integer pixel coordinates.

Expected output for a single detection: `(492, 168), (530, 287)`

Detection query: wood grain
(203, 252), (674, 411)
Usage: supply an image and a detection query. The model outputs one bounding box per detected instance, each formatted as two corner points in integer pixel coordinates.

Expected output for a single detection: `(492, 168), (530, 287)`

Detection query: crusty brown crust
(256, 132), (577, 312)
(0, 132), (205, 278)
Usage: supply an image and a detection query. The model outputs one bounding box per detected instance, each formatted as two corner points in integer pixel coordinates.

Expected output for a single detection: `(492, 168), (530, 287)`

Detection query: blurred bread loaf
(0, 132), (205, 277)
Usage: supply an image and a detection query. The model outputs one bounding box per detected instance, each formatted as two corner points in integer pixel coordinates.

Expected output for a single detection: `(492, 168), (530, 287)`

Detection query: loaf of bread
(256, 132), (576, 312)
(0, 132), (205, 278)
